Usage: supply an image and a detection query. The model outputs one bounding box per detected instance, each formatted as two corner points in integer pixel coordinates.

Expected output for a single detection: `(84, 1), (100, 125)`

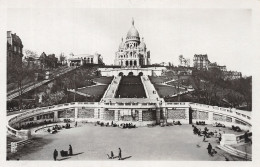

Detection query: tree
(24, 49), (38, 59)
(9, 60), (35, 109)
(59, 53), (66, 65)
(233, 77), (252, 110)
(39, 52), (47, 69)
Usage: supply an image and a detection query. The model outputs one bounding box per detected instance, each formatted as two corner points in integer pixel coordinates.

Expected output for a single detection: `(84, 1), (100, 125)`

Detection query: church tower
(114, 19), (150, 67)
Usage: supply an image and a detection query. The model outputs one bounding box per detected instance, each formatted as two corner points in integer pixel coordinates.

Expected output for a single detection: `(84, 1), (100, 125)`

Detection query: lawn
(154, 84), (186, 97)
(93, 77), (113, 84)
(149, 76), (171, 84)
(77, 85), (108, 97)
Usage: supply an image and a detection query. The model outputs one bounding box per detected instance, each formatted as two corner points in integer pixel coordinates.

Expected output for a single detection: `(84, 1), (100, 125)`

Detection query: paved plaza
(7, 124), (248, 161)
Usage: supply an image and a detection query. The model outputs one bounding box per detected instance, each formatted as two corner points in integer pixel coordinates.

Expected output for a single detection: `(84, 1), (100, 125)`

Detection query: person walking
(203, 135), (206, 142)
(111, 151), (114, 159)
(207, 143), (212, 156)
(69, 144), (73, 156)
(53, 149), (58, 161)
(118, 148), (122, 160)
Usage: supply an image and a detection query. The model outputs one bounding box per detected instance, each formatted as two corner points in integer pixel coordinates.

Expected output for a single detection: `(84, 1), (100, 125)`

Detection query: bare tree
(9, 60), (34, 109)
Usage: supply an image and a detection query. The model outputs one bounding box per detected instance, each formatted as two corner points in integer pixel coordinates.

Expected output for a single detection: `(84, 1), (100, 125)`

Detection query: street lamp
(177, 71), (180, 102)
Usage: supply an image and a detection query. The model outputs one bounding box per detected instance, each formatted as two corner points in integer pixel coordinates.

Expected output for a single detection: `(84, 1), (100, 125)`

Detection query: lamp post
(177, 71), (180, 102)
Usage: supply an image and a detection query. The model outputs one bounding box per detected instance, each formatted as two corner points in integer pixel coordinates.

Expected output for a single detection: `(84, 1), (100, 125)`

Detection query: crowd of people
(192, 124), (227, 157)
(231, 125), (242, 132)
(213, 122), (226, 128)
(196, 121), (206, 125)
(95, 121), (137, 129)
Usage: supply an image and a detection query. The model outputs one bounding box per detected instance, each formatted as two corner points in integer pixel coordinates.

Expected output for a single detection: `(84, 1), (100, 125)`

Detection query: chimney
(7, 31), (12, 45)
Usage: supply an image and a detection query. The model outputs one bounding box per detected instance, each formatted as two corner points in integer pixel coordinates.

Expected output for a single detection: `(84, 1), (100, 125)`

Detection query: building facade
(67, 53), (104, 67)
(223, 71), (242, 80)
(114, 19), (151, 67)
(193, 54), (210, 70)
(7, 31), (23, 69)
(208, 62), (227, 71)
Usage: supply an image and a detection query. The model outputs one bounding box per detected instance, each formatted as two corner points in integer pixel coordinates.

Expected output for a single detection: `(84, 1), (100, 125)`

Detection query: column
(75, 108), (78, 120)
(94, 108), (99, 119)
(162, 108), (167, 123)
(138, 110), (143, 122)
(100, 108), (105, 120)
(115, 110), (119, 121)
(53, 111), (59, 122)
(184, 108), (190, 124)
(156, 108), (160, 124)
(208, 111), (213, 124)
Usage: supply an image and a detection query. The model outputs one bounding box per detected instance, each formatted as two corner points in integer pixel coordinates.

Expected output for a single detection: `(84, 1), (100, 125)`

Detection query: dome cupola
(126, 18), (140, 42)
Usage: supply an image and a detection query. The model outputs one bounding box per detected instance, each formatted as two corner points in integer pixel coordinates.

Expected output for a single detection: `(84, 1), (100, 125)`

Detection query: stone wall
(103, 110), (115, 120)
(168, 109), (186, 119)
(235, 119), (247, 126)
(58, 109), (75, 118)
(213, 113), (225, 122)
(226, 116), (232, 122)
(197, 111), (208, 120)
(142, 110), (156, 121)
(78, 108), (94, 118)
(192, 110), (197, 119)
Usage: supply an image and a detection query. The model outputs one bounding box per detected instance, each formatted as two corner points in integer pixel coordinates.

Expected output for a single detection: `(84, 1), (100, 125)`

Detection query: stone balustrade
(7, 101), (252, 139)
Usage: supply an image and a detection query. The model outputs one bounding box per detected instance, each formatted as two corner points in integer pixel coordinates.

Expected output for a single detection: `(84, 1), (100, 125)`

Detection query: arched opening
(119, 72), (123, 76)
(138, 72), (143, 76)
(128, 72), (133, 76)
(125, 61), (129, 66)
(134, 60), (137, 66)
(130, 60), (133, 66)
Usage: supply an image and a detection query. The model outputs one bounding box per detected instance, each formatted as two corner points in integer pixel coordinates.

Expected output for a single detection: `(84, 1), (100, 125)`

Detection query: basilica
(114, 19), (151, 67)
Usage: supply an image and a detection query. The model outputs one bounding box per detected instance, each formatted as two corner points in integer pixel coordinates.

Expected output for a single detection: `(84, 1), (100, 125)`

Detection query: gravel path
(7, 124), (247, 161)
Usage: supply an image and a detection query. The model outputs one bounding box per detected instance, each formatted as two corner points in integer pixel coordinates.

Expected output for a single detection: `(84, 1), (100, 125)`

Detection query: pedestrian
(111, 151), (114, 159)
(203, 135), (206, 142)
(69, 144), (73, 156)
(75, 121), (77, 127)
(53, 149), (58, 161)
(207, 143), (212, 155)
(118, 148), (122, 160)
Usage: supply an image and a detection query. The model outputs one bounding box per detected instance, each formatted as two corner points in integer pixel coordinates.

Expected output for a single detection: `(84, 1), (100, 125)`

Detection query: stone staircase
(217, 144), (252, 160)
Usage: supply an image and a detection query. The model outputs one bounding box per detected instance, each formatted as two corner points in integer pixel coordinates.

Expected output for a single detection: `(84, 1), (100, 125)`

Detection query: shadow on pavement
(121, 156), (132, 160)
(71, 152), (84, 156)
(58, 157), (71, 161)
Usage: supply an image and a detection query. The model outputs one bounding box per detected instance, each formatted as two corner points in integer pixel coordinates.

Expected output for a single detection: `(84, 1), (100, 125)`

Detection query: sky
(5, 4), (254, 76)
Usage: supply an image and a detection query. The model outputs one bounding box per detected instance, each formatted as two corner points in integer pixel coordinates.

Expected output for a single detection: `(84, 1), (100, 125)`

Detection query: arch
(138, 72), (143, 76)
(119, 72), (124, 76)
(134, 60), (137, 66)
(128, 72), (134, 76)
(130, 60), (133, 66)
(125, 61), (129, 66)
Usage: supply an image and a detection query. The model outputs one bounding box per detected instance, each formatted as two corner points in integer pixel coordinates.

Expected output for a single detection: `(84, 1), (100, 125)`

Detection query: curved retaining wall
(7, 102), (251, 139)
